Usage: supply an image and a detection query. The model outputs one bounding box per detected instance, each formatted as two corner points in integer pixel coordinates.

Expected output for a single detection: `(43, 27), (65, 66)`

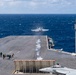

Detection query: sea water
(0, 14), (76, 52)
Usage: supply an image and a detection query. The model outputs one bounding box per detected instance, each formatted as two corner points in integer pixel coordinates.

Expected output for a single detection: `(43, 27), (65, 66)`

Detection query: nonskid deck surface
(0, 36), (76, 75)
(0, 36), (47, 59)
(0, 36), (47, 75)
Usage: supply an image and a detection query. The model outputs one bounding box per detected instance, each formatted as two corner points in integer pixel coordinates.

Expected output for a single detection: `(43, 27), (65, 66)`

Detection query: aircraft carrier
(0, 36), (76, 75)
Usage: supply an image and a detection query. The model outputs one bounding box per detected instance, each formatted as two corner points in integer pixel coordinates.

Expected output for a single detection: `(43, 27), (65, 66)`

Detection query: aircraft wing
(39, 67), (76, 75)
(56, 69), (76, 75)
(42, 29), (49, 31)
(66, 71), (76, 75)
(31, 29), (39, 32)
(39, 67), (53, 73)
(56, 69), (70, 74)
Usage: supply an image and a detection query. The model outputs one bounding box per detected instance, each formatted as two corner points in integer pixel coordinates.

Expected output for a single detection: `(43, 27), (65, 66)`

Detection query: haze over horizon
(0, 0), (76, 14)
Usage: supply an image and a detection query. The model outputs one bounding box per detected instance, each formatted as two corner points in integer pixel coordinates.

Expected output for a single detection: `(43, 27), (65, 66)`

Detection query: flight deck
(0, 36), (76, 75)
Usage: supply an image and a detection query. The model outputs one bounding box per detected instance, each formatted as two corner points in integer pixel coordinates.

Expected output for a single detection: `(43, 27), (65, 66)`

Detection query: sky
(0, 0), (76, 14)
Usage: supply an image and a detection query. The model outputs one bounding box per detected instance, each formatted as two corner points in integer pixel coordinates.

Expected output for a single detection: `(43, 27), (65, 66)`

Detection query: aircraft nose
(39, 68), (46, 72)
(39, 68), (44, 71)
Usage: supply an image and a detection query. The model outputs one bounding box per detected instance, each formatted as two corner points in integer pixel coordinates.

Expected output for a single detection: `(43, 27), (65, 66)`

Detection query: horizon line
(0, 13), (76, 15)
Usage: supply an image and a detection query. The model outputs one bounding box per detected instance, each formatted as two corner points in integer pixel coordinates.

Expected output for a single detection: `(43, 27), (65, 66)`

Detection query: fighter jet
(31, 27), (49, 32)
(39, 64), (76, 75)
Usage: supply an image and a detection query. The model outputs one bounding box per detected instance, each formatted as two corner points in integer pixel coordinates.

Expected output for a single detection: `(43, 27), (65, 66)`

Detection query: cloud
(60, 0), (72, 5)
(0, 0), (76, 14)
(0, 0), (72, 6)
(29, 1), (37, 6)
(0, 0), (13, 1)
(0, 2), (4, 6)
(8, 1), (21, 6)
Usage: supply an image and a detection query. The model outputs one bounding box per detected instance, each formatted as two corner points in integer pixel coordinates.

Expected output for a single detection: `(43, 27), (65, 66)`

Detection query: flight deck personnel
(0, 52), (2, 57)
(3, 54), (6, 59)
(54, 63), (61, 68)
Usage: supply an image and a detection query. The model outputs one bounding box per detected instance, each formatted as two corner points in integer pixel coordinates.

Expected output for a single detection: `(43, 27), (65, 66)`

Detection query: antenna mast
(74, 20), (76, 53)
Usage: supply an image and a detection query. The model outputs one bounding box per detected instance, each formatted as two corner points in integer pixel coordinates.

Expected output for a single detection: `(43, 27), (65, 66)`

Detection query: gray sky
(0, 0), (76, 14)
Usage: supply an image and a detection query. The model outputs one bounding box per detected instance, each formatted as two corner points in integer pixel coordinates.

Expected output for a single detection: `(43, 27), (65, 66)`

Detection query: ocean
(0, 14), (76, 52)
